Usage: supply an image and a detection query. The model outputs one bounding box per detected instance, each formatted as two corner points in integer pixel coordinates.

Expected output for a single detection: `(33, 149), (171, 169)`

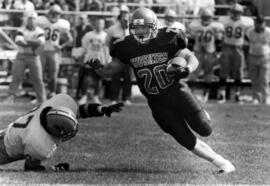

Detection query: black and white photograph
(0, 0), (269, 185)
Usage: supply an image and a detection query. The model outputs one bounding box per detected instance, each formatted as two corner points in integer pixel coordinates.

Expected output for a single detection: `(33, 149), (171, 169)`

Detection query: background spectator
(78, 18), (110, 104)
(218, 3), (254, 103)
(82, 0), (103, 11)
(246, 15), (270, 104)
(158, 9), (186, 32)
(105, 5), (133, 105)
(190, 0), (215, 16)
(3, 12), (46, 104)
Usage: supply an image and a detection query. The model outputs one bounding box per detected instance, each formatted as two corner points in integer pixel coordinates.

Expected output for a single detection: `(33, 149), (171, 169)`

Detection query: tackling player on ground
(88, 7), (235, 173)
(37, 4), (73, 98)
(0, 94), (123, 171)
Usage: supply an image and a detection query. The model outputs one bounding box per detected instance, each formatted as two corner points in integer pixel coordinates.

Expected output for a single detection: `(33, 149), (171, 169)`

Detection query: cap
(165, 9), (177, 18)
(200, 9), (214, 17)
(255, 15), (265, 24)
(231, 3), (244, 13)
(25, 11), (38, 19)
(120, 4), (130, 13)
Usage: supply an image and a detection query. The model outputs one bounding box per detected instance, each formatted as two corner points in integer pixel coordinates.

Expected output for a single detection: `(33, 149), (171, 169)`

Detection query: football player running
(0, 94), (123, 171)
(37, 5), (73, 98)
(188, 9), (224, 102)
(88, 7), (235, 174)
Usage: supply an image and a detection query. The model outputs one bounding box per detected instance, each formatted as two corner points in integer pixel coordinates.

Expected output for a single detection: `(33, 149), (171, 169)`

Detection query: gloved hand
(53, 163), (70, 171)
(167, 64), (190, 80)
(85, 58), (104, 70)
(101, 103), (124, 117)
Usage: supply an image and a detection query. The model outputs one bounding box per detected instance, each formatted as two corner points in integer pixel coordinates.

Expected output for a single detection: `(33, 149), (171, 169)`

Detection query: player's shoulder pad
(218, 16), (230, 24)
(265, 26), (270, 33)
(211, 22), (225, 30)
(189, 20), (201, 29)
(58, 18), (71, 30)
(36, 26), (45, 33)
(112, 36), (125, 45)
(37, 16), (49, 24)
(241, 16), (254, 26)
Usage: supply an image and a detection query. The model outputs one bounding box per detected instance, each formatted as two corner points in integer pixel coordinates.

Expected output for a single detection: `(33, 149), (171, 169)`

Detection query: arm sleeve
(78, 103), (104, 118)
(176, 29), (188, 50)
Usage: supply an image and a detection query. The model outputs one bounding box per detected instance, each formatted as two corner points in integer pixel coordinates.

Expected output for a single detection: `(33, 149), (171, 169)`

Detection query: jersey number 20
(137, 64), (174, 95)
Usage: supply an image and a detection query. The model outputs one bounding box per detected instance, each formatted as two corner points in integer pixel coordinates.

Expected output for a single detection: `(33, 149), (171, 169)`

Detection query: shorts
(0, 136), (18, 165)
(147, 82), (212, 150)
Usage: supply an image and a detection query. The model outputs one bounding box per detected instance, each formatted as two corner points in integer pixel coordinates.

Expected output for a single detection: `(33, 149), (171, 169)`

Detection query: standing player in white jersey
(188, 9), (224, 102)
(218, 3), (253, 103)
(246, 15), (270, 104)
(158, 9), (186, 32)
(37, 5), (73, 98)
(4, 11), (47, 104)
(0, 94), (123, 171)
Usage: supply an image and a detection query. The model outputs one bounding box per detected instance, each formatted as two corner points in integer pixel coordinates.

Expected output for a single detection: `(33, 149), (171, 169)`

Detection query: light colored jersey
(4, 94), (78, 161)
(15, 26), (45, 54)
(188, 21), (224, 53)
(158, 19), (186, 32)
(105, 21), (129, 47)
(82, 30), (111, 64)
(37, 16), (70, 51)
(219, 16), (253, 46)
(246, 26), (270, 56)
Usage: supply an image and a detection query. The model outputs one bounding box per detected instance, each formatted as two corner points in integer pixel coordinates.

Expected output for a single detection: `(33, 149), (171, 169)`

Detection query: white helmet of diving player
(41, 106), (78, 141)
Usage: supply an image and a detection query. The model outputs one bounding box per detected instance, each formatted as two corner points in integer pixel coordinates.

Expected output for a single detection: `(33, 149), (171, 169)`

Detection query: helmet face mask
(230, 11), (242, 21)
(48, 11), (61, 23)
(41, 106), (78, 142)
(201, 15), (212, 26)
(130, 24), (156, 44)
(129, 7), (158, 44)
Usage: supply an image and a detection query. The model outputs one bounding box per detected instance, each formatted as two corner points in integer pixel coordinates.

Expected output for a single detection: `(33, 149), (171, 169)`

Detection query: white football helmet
(129, 7), (158, 44)
(48, 4), (62, 23)
(41, 106), (78, 141)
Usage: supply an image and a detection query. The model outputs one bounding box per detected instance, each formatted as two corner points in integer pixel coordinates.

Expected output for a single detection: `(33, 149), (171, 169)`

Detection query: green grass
(0, 102), (270, 185)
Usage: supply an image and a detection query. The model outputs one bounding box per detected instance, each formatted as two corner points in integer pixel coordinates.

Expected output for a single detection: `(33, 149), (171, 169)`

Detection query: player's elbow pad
(78, 103), (104, 118)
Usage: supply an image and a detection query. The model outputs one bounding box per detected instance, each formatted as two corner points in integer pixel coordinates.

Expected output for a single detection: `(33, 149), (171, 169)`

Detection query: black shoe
(53, 163), (70, 171)
(24, 162), (45, 171)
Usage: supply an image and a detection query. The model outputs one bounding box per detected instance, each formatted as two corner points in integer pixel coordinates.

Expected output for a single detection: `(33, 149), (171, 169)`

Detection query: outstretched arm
(77, 102), (124, 119)
(86, 58), (125, 78)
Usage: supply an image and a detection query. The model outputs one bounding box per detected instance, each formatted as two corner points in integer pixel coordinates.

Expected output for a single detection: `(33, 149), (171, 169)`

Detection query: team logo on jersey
(130, 52), (168, 68)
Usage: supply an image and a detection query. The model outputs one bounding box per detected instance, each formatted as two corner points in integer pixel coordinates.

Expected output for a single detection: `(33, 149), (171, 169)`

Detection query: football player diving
(0, 94), (123, 171)
(88, 7), (235, 173)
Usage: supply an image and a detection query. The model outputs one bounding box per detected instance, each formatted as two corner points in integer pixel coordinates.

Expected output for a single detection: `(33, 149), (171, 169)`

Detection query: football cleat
(52, 163), (70, 171)
(24, 162), (46, 171)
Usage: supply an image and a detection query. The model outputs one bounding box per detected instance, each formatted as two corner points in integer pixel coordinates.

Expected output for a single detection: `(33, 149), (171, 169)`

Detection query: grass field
(0, 100), (270, 185)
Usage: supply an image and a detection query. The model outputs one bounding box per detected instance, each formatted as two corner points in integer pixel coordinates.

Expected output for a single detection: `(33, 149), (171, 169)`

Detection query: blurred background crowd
(0, 0), (269, 106)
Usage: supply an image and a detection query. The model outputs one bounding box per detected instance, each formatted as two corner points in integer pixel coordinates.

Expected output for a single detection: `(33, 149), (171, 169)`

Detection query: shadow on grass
(0, 167), (184, 174)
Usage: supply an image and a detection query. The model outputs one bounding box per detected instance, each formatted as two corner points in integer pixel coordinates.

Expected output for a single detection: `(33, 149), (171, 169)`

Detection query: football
(166, 56), (187, 75)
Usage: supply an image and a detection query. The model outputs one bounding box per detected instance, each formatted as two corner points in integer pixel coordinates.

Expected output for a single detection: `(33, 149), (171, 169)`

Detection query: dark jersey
(110, 27), (187, 99)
